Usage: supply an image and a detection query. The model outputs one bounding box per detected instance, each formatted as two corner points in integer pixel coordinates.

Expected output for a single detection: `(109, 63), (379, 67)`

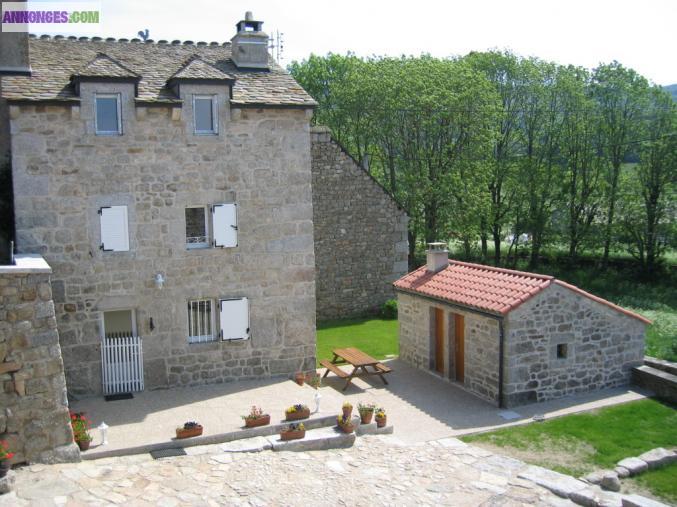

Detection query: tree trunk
(492, 225), (502, 266)
(602, 163), (621, 265)
(408, 230), (417, 270)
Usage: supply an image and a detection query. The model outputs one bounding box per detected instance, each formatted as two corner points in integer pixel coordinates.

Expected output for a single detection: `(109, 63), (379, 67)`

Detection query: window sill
(186, 243), (210, 250)
(95, 132), (123, 136)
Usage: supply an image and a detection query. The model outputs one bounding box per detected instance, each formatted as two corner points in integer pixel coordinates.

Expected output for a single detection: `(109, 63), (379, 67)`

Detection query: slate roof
(169, 55), (234, 82)
(394, 260), (651, 323)
(1, 36), (317, 107)
(74, 52), (139, 79)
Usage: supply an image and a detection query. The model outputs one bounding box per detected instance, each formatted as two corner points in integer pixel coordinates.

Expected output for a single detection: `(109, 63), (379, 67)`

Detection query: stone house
(394, 243), (649, 407)
(1, 13), (321, 397)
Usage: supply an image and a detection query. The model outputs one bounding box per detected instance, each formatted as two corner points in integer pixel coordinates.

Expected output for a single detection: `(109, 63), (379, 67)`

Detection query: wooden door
(434, 308), (444, 374)
(454, 314), (465, 382)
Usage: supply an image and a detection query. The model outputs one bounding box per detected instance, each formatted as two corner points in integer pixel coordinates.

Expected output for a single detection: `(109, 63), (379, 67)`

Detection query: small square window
(185, 207), (209, 248)
(95, 94), (122, 134)
(556, 343), (568, 359)
(193, 95), (217, 134)
(187, 299), (214, 343)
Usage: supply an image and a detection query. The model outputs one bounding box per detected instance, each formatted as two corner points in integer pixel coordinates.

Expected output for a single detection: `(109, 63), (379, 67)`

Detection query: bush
(380, 299), (398, 319)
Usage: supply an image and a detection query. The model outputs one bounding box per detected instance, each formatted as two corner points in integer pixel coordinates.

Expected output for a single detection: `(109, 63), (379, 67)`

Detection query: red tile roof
(393, 260), (651, 324)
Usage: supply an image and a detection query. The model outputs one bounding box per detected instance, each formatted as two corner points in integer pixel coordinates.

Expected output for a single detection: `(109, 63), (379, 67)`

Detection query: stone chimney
(230, 11), (269, 70)
(0, 0), (31, 76)
(426, 242), (449, 273)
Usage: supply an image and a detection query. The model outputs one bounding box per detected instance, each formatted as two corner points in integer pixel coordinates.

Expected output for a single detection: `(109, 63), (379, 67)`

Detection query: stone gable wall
(504, 283), (646, 406)
(311, 127), (408, 319)
(0, 256), (79, 464)
(396, 291), (500, 405)
(10, 94), (316, 396)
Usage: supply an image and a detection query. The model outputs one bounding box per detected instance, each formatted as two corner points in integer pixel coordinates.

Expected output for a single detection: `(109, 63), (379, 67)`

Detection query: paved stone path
(1, 436), (570, 506)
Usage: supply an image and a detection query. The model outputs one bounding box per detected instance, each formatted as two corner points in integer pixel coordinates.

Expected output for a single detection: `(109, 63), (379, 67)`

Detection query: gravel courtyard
(1, 435), (568, 506)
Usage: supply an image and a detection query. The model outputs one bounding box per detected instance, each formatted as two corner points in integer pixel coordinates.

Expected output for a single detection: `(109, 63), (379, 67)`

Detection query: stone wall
(0, 255), (79, 464)
(0, 79), (13, 263)
(10, 91), (317, 396)
(396, 291), (500, 405)
(311, 127), (408, 320)
(504, 283), (646, 406)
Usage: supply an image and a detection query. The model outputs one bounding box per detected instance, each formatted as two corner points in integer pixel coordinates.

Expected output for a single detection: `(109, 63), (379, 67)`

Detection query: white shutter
(99, 206), (129, 252)
(219, 297), (249, 340)
(212, 203), (237, 248)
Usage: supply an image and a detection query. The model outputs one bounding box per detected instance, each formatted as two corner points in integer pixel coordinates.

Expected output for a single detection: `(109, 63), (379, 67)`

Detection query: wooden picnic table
(320, 347), (392, 391)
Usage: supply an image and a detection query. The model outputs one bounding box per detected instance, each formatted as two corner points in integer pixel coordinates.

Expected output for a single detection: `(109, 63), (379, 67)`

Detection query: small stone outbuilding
(394, 244), (650, 407)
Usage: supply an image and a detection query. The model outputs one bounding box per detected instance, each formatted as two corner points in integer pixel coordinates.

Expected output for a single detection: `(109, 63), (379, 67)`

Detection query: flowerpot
(280, 429), (305, 441)
(0, 461), (9, 478)
(375, 416), (387, 428)
(176, 425), (203, 439)
(294, 372), (306, 386)
(342, 406), (353, 418)
(359, 411), (374, 425)
(76, 439), (91, 451)
(244, 414), (270, 428)
(338, 422), (354, 434)
(285, 408), (310, 421)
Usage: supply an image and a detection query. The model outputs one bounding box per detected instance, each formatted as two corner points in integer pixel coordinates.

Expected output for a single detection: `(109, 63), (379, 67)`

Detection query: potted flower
(241, 406), (270, 428)
(294, 372), (306, 386)
(285, 404), (310, 421)
(336, 414), (354, 433)
(176, 421), (203, 439)
(307, 374), (322, 389)
(0, 441), (14, 478)
(280, 423), (305, 441)
(375, 408), (387, 428)
(342, 401), (353, 418)
(70, 411), (93, 451)
(357, 402), (376, 424)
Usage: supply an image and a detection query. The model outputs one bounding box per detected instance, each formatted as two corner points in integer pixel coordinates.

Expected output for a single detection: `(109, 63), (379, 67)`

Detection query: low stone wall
(632, 366), (677, 404)
(311, 126), (409, 319)
(0, 255), (79, 464)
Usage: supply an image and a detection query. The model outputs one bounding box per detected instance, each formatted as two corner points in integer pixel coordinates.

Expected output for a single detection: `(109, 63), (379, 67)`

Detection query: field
(315, 317), (398, 366)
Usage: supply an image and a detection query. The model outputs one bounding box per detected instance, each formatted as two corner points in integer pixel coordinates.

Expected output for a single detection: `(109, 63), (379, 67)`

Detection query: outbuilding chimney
(230, 11), (269, 70)
(426, 242), (449, 273)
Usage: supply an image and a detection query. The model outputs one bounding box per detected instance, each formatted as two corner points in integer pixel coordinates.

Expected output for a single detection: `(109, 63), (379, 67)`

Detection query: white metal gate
(101, 334), (144, 395)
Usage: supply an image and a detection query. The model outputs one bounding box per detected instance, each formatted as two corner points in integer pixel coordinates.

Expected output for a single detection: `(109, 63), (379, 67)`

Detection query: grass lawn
(461, 399), (677, 502)
(316, 317), (398, 366)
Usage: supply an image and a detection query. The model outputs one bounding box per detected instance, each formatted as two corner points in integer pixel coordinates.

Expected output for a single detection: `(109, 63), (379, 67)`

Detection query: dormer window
(193, 95), (218, 135)
(95, 93), (122, 135)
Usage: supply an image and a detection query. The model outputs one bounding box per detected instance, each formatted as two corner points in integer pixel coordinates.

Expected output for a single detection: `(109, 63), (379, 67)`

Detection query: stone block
(0, 471), (15, 495)
(600, 471), (621, 492)
(616, 457), (648, 476)
(622, 494), (671, 507)
(637, 448), (676, 470)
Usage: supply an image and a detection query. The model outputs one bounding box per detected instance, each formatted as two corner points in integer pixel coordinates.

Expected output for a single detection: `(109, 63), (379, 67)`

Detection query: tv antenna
(137, 29), (149, 41)
(268, 30), (284, 63)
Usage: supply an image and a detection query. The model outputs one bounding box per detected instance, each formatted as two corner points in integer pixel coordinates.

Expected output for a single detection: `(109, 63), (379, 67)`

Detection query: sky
(23, 0), (677, 85)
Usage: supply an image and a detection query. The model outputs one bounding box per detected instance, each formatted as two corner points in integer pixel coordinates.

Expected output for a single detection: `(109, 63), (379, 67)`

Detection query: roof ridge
(449, 260), (555, 281)
(29, 34), (231, 46)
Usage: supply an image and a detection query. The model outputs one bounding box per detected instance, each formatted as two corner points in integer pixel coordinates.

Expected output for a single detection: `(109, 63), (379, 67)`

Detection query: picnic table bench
(321, 347), (392, 391)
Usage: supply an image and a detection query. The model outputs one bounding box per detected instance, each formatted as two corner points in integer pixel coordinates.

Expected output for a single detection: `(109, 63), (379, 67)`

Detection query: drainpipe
(498, 320), (505, 409)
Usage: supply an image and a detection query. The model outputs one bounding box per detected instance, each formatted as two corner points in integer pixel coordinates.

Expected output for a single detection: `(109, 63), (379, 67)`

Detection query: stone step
(355, 422), (394, 436)
(219, 425), (358, 453)
(82, 413), (339, 460)
(644, 356), (677, 376)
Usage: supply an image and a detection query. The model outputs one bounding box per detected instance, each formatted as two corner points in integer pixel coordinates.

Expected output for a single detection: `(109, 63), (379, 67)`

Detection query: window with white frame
(187, 299), (215, 343)
(193, 95), (218, 134)
(99, 205), (129, 252)
(95, 94), (122, 135)
(185, 207), (209, 248)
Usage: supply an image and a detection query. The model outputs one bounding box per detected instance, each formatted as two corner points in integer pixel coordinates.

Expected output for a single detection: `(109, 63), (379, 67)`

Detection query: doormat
(104, 393), (133, 402)
(150, 448), (187, 459)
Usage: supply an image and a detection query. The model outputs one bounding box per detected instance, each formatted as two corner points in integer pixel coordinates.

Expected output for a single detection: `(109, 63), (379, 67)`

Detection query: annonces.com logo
(1, 2), (101, 32)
